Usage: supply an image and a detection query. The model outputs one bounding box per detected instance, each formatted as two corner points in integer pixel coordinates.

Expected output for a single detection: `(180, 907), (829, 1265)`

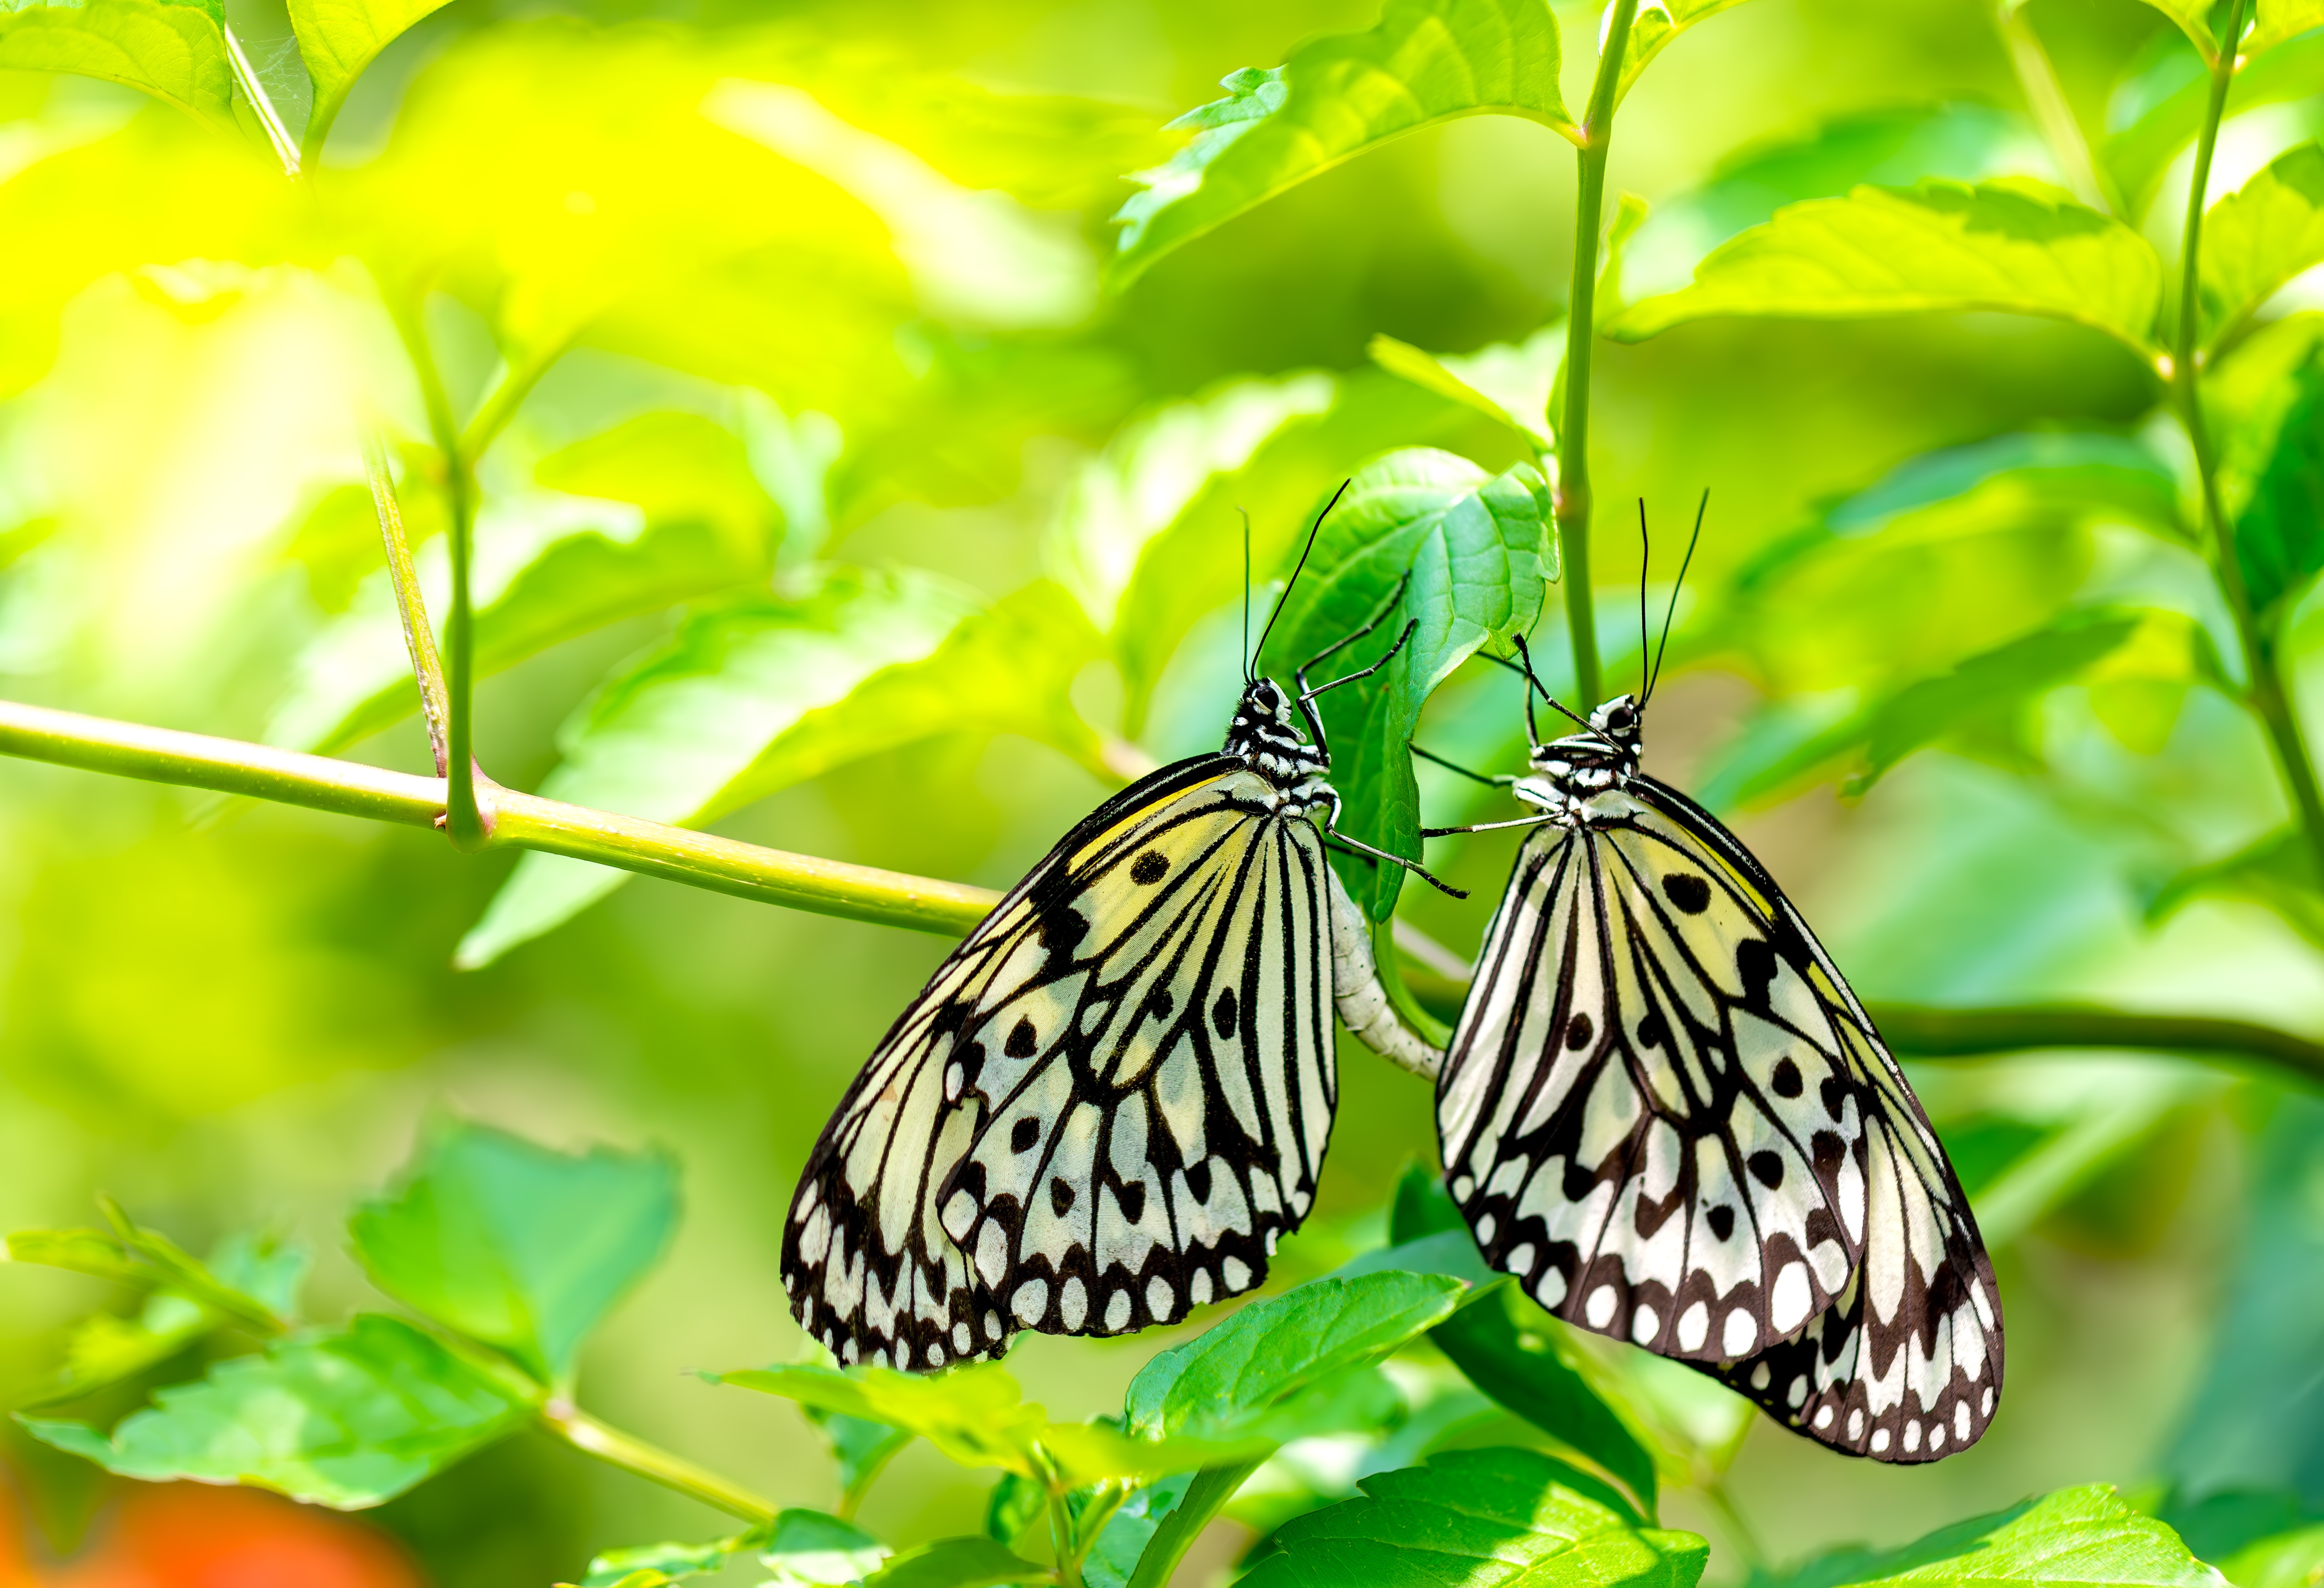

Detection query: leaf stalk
(361, 435), (452, 775)
(540, 1400), (777, 1523)
(391, 300), (487, 850)
(2168, 0), (2324, 893)
(1553, 0), (1640, 710)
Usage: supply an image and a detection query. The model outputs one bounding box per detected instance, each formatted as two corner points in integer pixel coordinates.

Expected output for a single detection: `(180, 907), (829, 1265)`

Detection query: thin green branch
(390, 300), (486, 850)
(540, 1400), (777, 1523)
(459, 346), (565, 461)
(1553, 0), (1640, 710)
(222, 22), (301, 178)
(2167, 0), (2324, 891)
(8, 695), (2324, 1079)
(1993, 5), (2115, 215)
(1125, 1460), (1264, 1588)
(361, 434), (451, 775)
(0, 699), (998, 935)
(1868, 1003), (2324, 1084)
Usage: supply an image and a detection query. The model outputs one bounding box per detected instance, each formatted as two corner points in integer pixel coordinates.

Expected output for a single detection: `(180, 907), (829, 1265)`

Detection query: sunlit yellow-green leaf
(1110, 0), (1575, 286)
(454, 567), (979, 967)
(289, 0), (454, 157)
(0, 107), (315, 396)
(1607, 179), (2165, 356)
(0, 0), (237, 131)
(2245, 0), (2324, 55)
(1367, 324), (1562, 451)
(2200, 143), (2324, 349)
(1617, 0), (1763, 97)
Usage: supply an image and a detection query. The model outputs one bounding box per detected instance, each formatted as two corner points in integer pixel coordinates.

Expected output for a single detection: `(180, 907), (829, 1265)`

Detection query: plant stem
(1993, 5), (2113, 214)
(221, 22), (301, 177)
(2168, 0), (2324, 889)
(459, 347), (565, 460)
(0, 698), (999, 935)
(361, 434), (451, 775)
(1553, 0), (1639, 710)
(1868, 1002), (2324, 1084)
(540, 1400), (777, 1523)
(391, 301), (486, 850)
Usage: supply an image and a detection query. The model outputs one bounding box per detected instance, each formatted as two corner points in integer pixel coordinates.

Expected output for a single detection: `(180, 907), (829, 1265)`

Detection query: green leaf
(2233, 347), (2324, 620)
(1048, 373), (1337, 631)
(985, 1471), (1046, 1550)
(1732, 607), (2205, 801)
(2167, 1096), (2324, 1501)
(351, 23), (920, 403)
(96, 1198), (292, 1335)
(1367, 324), (1563, 452)
(1087, 1471), (1195, 1588)
(453, 566), (977, 968)
(288, 0), (453, 156)
(0, 0), (236, 132)
(1820, 430), (2187, 543)
(1109, 0), (1575, 285)
(270, 419), (778, 755)
(2101, 32), (2324, 217)
(2118, 0), (2222, 57)
(0, 109), (315, 398)
(23, 1292), (210, 1409)
(862, 1536), (1048, 1588)
(1607, 179), (2165, 358)
(1255, 450), (1556, 919)
(1388, 1166), (1660, 1514)
(2220, 1521), (2324, 1588)
(1616, 0), (1765, 99)
(582, 1510), (888, 1588)
(1752, 1485), (2223, 1588)
(3, 1227), (149, 1286)
(761, 1509), (895, 1586)
(347, 1119), (679, 1387)
(713, 581), (1112, 823)
(1237, 1447), (1708, 1588)
(2246, 0), (2324, 57)
(2200, 144), (2324, 349)
(2150, 829), (2324, 951)
(1124, 1270), (1467, 1441)
(805, 1407), (912, 1513)
(722, 1361), (1257, 1486)
(20, 1313), (531, 1509)
(1619, 103), (2054, 305)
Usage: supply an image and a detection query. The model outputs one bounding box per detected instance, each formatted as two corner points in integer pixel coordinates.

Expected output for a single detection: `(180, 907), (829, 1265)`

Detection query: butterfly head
(1224, 678), (1330, 792)
(1518, 693), (1642, 818)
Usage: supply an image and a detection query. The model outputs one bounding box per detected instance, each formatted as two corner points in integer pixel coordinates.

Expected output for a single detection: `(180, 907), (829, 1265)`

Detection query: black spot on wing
(1662, 872), (1712, 914)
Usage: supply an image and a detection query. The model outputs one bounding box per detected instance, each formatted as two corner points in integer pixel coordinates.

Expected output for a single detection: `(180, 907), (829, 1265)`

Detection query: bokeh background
(2, 0), (2322, 1581)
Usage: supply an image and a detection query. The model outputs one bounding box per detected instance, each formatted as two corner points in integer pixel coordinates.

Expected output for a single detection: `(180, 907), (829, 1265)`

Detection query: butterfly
(782, 498), (1456, 1370)
(1420, 515), (2002, 1463)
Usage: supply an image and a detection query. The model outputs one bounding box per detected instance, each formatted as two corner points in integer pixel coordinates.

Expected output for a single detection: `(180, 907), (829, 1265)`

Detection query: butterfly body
(1437, 692), (2002, 1462)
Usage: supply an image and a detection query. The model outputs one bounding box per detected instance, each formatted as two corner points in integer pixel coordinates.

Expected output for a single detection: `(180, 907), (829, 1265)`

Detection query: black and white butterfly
(1421, 524), (2002, 1462)
(782, 501), (1451, 1370)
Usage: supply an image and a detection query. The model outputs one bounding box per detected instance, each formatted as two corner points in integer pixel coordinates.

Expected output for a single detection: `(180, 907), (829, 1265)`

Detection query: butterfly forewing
(1438, 784), (1871, 1365)
(941, 764), (1336, 1338)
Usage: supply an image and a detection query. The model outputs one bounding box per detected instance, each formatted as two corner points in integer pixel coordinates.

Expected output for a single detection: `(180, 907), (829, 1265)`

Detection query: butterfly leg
(1319, 789), (1469, 899)
(1410, 743), (1516, 787)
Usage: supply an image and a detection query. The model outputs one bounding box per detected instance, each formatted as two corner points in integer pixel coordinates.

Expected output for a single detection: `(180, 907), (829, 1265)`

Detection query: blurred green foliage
(6, 0), (2324, 1581)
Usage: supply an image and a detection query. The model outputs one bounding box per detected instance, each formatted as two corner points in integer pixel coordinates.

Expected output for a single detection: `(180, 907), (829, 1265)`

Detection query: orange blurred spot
(2, 1481), (421, 1588)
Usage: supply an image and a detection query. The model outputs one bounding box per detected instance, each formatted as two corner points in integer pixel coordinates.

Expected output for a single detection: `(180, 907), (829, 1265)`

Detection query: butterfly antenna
(1647, 489), (1707, 704)
(1638, 498), (1654, 700)
(1239, 506), (1254, 686)
(1252, 478), (1350, 678)
(1511, 634), (1594, 735)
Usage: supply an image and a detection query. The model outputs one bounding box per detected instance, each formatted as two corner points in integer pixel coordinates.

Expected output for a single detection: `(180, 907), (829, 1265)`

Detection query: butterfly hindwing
(940, 764), (1336, 1337)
